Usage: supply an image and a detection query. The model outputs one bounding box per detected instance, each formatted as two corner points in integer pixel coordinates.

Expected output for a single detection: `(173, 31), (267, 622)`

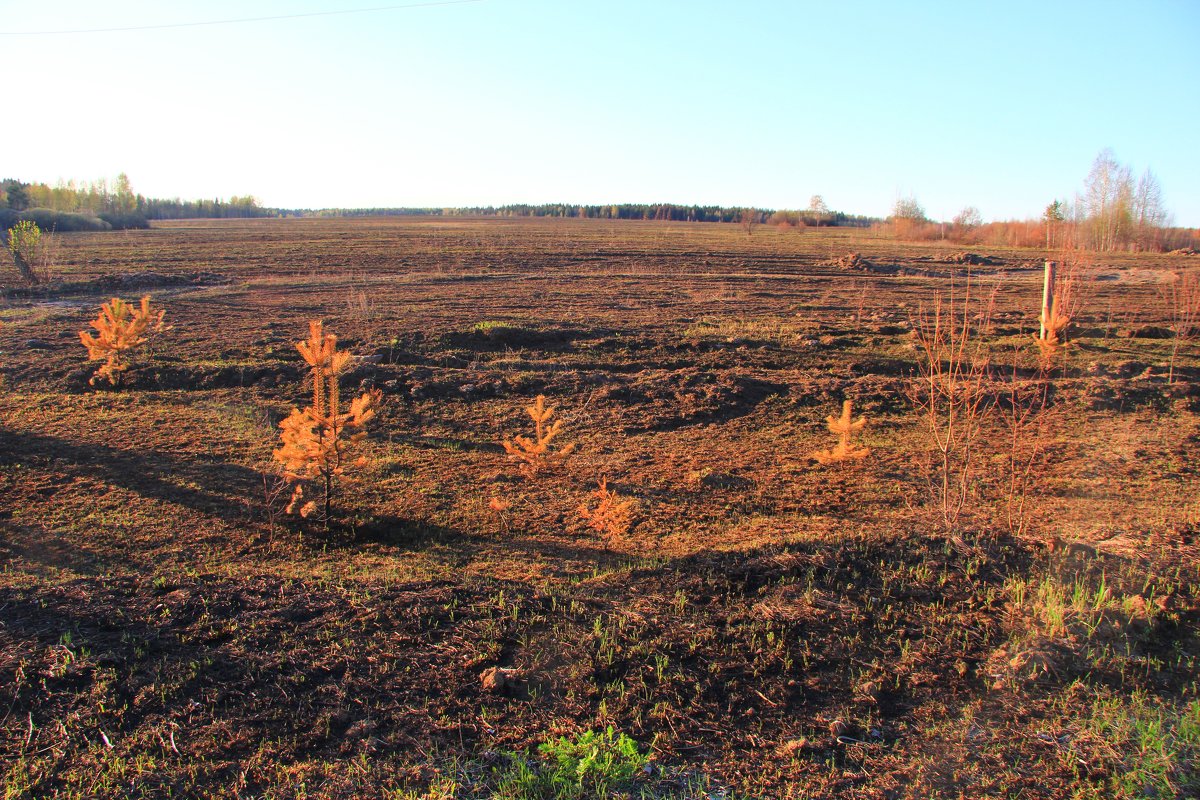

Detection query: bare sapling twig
(1163, 268), (1200, 384)
(345, 273), (377, 321)
(909, 273), (990, 534)
(995, 362), (1054, 539)
(260, 469), (292, 543)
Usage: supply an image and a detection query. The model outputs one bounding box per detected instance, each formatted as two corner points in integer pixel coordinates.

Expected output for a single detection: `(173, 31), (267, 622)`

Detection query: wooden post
(1040, 260), (1057, 340)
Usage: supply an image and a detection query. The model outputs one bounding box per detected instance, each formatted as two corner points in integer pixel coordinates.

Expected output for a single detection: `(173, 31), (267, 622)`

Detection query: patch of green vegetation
(681, 315), (815, 346)
(496, 728), (647, 799)
(1068, 690), (1200, 800)
(394, 729), (720, 799)
(472, 320), (518, 336)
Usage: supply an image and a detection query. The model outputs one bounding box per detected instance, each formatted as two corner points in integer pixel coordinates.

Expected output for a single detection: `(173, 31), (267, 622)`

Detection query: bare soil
(1, 217), (1197, 799)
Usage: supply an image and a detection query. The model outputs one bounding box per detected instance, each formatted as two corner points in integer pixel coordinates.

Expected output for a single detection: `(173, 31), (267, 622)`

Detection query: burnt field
(1, 216), (1198, 799)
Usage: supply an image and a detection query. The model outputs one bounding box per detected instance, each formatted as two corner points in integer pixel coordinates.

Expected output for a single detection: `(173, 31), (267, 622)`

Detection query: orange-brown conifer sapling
(502, 394), (574, 478)
(578, 477), (633, 548)
(274, 320), (382, 523)
(78, 296), (166, 386)
(811, 399), (870, 465)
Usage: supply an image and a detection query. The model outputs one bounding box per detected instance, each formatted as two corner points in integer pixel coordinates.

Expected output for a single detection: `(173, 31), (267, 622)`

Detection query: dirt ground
(1, 217), (1197, 798)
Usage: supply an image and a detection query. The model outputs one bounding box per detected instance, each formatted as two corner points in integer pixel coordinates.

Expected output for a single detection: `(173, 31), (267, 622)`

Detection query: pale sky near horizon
(3, 0), (1198, 224)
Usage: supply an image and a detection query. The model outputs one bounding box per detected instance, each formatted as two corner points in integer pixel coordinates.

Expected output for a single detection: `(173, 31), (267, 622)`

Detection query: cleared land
(1, 217), (1197, 798)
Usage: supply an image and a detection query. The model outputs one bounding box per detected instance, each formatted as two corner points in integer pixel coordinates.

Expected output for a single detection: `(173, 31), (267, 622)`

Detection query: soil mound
(828, 252), (871, 271)
(944, 252), (999, 266)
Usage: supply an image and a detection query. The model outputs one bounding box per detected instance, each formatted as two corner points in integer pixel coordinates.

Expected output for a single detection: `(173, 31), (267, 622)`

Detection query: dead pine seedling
(1033, 294), (1071, 370)
(502, 394), (574, 478)
(810, 399), (870, 465)
(909, 274), (990, 535)
(274, 320), (382, 526)
(488, 494), (513, 535)
(578, 477), (634, 548)
(78, 295), (166, 387)
(1033, 259), (1083, 373)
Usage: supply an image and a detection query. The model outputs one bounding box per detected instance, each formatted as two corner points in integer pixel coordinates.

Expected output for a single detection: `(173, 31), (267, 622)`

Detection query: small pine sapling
(502, 394), (574, 478)
(811, 399), (870, 465)
(274, 320), (382, 523)
(578, 478), (633, 547)
(78, 295), (166, 386)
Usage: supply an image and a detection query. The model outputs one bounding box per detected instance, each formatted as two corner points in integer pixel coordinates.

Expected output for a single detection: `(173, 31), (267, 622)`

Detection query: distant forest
(0, 175), (266, 230)
(305, 203), (878, 227)
(0, 175), (878, 231)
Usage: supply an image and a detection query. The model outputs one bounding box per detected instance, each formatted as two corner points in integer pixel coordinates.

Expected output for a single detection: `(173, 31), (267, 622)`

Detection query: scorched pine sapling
(274, 320), (382, 523)
(578, 477), (634, 548)
(78, 295), (166, 386)
(811, 399), (870, 465)
(502, 394), (574, 478)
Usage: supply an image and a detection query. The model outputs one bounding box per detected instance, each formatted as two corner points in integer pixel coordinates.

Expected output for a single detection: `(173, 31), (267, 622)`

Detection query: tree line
(3, 176), (884, 232)
(300, 202), (879, 227)
(7, 158), (1192, 251)
(889, 149), (1195, 252)
(0, 174), (269, 230)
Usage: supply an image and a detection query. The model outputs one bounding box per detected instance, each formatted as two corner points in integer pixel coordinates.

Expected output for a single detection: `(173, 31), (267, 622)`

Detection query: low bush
(98, 211), (150, 230)
(18, 207), (111, 232)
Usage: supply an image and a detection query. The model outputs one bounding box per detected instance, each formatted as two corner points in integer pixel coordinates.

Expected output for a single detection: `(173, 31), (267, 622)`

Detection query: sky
(3, 0), (1198, 224)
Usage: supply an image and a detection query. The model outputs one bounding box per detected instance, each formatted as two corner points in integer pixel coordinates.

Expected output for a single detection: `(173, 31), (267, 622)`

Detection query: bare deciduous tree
(891, 195), (927, 240)
(953, 206), (982, 232)
(740, 208), (758, 237)
(1132, 169), (1170, 251)
(808, 195), (829, 225)
(1084, 148), (1134, 251)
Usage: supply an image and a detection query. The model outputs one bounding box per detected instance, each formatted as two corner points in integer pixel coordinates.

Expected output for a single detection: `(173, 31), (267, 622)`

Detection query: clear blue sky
(4, 0), (1198, 224)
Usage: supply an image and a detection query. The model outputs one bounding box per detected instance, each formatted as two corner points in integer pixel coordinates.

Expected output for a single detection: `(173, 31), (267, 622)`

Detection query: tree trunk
(11, 249), (37, 284)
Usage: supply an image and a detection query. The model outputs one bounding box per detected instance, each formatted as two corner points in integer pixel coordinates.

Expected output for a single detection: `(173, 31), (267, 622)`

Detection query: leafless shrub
(994, 370), (1055, 538)
(1163, 268), (1200, 384)
(909, 274), (990, 534)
